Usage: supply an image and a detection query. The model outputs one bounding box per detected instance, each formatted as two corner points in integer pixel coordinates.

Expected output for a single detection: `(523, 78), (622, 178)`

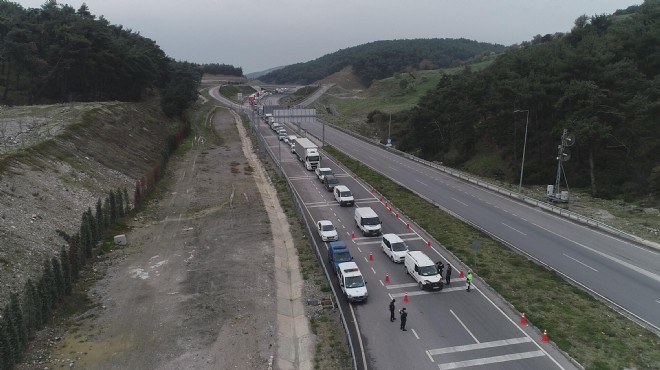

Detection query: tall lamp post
(514, 109), (529, 193)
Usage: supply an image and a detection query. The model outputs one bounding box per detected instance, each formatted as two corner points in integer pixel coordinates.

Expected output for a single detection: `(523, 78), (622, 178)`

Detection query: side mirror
(351, 257), (354, 260)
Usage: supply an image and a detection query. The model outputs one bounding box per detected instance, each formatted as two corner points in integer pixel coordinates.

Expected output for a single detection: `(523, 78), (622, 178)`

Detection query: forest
(371, 1), (660, 201)
(0, 1), (241, 117)
(259, 38), (506, 86)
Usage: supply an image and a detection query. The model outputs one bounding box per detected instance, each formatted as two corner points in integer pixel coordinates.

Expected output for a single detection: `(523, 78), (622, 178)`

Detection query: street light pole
(514, 109), (529, 193)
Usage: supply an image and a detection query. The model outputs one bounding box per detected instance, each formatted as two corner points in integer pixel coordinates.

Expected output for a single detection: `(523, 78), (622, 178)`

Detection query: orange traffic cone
(369, 252), (373, 261)
(380, 196), (383, 202)
(406, 223), (410, 229)
(385, 201), (389, 208)
(385, 273), (390, 284)
(541, 330), (548, 343)
(395, 213), (399, 219)
(427, 240), (431, 247)
(370, 187), (374, 194)
(403, 292), (409, 303)
(351, 231), (355, 240)
(520, 313), (527, 326)
(459, 269), (465, 278)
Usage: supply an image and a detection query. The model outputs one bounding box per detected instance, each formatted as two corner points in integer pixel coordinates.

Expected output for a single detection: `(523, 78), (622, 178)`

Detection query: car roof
(338, 262), (361, 276)
(318, 220), (332, 226)
(383, 233), (403, 243)
(335, 185), (350, 192)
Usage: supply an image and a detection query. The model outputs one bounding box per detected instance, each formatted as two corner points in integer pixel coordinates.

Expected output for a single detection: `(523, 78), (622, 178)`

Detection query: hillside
(260, 38), (505, 86)
(0, 100), (183, 309)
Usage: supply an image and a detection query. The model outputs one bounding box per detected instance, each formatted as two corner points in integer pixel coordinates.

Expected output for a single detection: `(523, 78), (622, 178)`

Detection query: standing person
(389, 298), (396, 322)
(436, 261), (444, 278)
(399, 307), (408, 331)
(466, 271), (473, 292)
(445, 264), (452, 285)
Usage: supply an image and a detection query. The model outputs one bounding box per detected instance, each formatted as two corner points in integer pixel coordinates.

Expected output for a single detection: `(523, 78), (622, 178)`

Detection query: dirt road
(45, 108), (291, 369)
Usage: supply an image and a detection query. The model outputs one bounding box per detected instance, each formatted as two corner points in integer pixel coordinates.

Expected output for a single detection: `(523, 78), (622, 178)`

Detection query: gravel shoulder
(41, 108), (282, 369)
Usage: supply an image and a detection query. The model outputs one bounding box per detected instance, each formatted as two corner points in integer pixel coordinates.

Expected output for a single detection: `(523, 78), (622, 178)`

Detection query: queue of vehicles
(262, 117), (444, 303)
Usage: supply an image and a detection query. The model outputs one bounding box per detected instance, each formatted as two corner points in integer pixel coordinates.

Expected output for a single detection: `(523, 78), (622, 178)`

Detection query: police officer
(466, 271), (473, 292)
(400, 307), (408, 331)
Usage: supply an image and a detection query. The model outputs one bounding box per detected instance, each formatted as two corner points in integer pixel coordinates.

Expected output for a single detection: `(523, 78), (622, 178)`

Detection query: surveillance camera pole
(514, 109), (529, 193)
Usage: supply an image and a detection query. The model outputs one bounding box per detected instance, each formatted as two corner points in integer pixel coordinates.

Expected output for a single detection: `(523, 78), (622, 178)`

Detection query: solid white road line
(411, 328), (420, 339)
(354, 240), (381, 245)
(386, 283), (418, 290)
(563, 253), (599, 272)
(437, 350), (545, 370)
(427, 337), (532, 355)
(389, 166), (399, 172)
(502, 222), (527, 235)
(416, 179), (428, 187)
(450, 309), (479, 343)
(655, 300), (660, 304)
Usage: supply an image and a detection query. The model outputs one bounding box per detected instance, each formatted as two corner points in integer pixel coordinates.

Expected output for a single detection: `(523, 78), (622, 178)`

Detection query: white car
(317, 220), (339, 242)
(334, 185), (354, 207)
(381, 233), (408, 263)
(315, 167), (333, 182)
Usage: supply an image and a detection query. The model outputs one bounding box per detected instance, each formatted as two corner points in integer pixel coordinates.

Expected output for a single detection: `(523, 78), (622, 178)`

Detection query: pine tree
(115, 188), (124, 217)
(2, 305), (19, 363)
(0, 322), (15, 370)
(80, 212), (92, 258)
(26, 280), (42, 330)
(60, 247), (72, 295)
(22, 280), (37, 339)
(103, 196), (111, 228)
(36, 279), (49, 325)
(41, 260), (56, 315)
(134, 180), (142, 209)
(68, 242), (79, 280)
(52, 257), (65, 302)
(87, 207), (98, 248)
(95, 198), (104, 237)
(9, 293), (27, 353)
(109, 191), (117, 223)
(123, 187), (130, 214)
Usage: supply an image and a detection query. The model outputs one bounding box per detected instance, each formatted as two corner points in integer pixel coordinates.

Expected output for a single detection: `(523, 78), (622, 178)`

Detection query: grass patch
(218, 85), (257, 103)
(280, 86), (320, 107)
(325, 145), (660, 370)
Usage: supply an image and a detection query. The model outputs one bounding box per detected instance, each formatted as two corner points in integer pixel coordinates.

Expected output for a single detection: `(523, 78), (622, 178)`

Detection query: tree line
(0, 1), (237, 117)
(260, 38), (506, 86)
(379, 0), (660, 200)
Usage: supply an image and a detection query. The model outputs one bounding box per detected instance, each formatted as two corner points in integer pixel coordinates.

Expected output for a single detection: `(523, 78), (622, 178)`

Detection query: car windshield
(321, 224), (335, 231)
(419, 265), (438, 276)
(362, 217), (380, 226)
(335, 252), (351, 262)
(340, 191), (352, 197)
(321, 170), (332, 176)
(308, 155), (320, 162)
(326, 177), (338, 184)
(391, 242), (407, 252)
(345, 276), (365, 288)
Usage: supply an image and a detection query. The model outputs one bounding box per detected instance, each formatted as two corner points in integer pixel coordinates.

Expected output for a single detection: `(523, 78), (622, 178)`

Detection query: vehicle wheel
(391, 256), (395, 263)
(405, 268), (409, 275)
(419, 281), (424, 290)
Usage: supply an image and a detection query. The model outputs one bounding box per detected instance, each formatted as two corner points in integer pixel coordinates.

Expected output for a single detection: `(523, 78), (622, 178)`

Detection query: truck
(328, 241), (352, 273)
(292, 137), (320, 170)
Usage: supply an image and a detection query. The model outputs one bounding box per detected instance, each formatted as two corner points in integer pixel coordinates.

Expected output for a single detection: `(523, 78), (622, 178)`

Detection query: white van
(334, 185), (354, 207)
(354, 207), (381, 236)
(404, 251), (443, 290)
(337, 262), (368, 302)
(381, 234), (408, 263)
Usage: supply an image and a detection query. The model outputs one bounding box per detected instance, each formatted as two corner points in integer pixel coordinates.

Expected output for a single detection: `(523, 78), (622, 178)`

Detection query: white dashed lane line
(501, 223), (527, 236)
(416, 179), (428, 187)
(563, 253), (599, 272)
(451, 197), (468, 206)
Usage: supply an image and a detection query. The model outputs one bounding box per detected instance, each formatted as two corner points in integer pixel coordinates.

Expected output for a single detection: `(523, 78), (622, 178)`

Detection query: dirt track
(44, 108), (280, 369)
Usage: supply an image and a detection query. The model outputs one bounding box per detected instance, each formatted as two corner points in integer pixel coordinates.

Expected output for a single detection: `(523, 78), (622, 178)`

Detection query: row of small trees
(0, 120), (191, 369)
(0, 188), (130, 370)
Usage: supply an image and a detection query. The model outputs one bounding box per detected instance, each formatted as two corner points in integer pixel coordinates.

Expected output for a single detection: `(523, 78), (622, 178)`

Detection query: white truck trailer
(292, 137), (320, 170)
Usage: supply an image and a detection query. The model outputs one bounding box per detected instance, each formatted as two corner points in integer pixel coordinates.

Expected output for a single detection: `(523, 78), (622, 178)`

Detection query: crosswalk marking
(436, 350), (545, 369)
(427, 337), (532, 355)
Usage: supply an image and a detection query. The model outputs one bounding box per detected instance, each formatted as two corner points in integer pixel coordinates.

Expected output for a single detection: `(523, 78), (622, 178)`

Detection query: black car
(323, 175), (339, 191)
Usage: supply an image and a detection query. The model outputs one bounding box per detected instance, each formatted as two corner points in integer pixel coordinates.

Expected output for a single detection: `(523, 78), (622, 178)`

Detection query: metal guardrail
(315, 118), (660, 251)
(246, 114), (360, 370)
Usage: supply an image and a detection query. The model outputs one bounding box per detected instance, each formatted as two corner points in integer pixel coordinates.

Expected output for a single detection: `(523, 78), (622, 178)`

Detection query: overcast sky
(15, 0), (642, 74)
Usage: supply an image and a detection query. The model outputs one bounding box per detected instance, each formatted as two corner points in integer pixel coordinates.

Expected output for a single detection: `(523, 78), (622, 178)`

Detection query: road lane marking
(411, 328), (420, 339)
(656, 300), (660, 304)
(354, 240), (380, 245)
(348, 304), (368, 370)
(563, 253), (598, 272)
(363, 256), (369, 263)
(379, 280), (384, 287)
(398, 232), (418, 237)
(416, 179), (428, 187)
(450, 309), (479, 343)
(533, 222), (660, 284)
(451, 197), (468, 206)
(389, 166), (399, 172)
(426, 350), (435, 363)
(502, 223), (527, 235)
(427, 337), (532, 355)
(371, 267), (377, 274)
(357, 247), (362, 253)
(437, 351), (545, 370)
(386, 283), (418, 290)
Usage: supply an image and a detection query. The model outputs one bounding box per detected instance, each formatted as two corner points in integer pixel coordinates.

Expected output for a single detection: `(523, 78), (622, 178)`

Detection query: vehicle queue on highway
(252, 107), (574, 370)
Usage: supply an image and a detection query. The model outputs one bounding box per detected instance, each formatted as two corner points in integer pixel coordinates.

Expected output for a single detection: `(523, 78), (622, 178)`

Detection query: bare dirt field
(33, 108), (280, 369)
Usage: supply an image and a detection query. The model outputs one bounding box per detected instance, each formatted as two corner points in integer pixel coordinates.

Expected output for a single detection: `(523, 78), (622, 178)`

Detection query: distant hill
(259, 38), (506, 86)
(246, 66), (285, 80)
